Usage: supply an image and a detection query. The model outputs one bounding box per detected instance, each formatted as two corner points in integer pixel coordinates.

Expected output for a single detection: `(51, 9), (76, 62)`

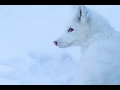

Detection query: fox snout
(54, 41), (58, 46)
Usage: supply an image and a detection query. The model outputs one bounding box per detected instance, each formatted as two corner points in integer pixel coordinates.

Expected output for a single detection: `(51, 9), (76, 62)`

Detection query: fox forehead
(65, 18), (80, 30)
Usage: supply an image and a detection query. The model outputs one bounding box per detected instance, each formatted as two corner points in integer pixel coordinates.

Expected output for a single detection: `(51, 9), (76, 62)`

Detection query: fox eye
(68, 28), (74, 32)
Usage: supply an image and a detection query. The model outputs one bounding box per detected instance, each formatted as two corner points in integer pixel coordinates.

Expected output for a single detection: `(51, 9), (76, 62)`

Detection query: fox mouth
(59, 43), (72, 48)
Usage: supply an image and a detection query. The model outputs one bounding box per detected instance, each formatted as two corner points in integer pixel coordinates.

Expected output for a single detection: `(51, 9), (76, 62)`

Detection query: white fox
(54, 5), (120, 85)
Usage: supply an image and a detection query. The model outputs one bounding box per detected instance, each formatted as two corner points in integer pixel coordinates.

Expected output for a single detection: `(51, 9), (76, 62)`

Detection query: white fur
(54, 5), (120, 85)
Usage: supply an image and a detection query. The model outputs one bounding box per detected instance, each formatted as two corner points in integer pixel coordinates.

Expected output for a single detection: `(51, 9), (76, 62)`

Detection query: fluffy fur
(54, 5), (120, 85)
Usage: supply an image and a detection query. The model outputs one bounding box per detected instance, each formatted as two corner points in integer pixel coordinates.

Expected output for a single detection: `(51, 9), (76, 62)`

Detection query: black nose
(54, 41), (58, 46)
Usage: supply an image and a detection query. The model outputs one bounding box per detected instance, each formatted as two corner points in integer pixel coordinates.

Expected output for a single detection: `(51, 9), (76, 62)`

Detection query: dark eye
(68, 28), (74, 32)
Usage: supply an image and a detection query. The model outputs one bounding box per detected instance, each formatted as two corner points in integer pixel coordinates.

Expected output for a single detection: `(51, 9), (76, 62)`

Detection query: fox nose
(54, 41), (58, 46)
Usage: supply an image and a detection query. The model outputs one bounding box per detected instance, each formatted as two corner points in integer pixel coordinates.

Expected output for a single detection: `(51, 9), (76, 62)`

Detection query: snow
(0, 5), (119, 85)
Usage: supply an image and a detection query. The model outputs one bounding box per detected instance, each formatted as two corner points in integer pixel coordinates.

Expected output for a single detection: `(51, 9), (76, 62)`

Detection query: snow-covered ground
(0, 5), (119, 85)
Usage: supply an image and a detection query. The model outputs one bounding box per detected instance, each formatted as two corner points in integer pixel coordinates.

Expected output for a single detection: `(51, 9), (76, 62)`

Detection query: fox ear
(77, 5), (89, 23)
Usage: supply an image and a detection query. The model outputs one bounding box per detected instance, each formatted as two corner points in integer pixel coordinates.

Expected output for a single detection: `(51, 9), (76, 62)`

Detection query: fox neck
(79, 9), (115, 53)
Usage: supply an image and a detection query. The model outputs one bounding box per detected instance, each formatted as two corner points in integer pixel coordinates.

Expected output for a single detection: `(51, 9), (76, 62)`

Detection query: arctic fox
(54, 5), (120, 85)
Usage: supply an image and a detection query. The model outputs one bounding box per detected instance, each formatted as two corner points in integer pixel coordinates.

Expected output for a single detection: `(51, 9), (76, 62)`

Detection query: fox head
(54, 5), (90, 48)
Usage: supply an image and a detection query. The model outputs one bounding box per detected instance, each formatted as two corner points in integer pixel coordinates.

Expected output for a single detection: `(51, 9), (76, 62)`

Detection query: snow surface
(0, 5), (120, 85)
